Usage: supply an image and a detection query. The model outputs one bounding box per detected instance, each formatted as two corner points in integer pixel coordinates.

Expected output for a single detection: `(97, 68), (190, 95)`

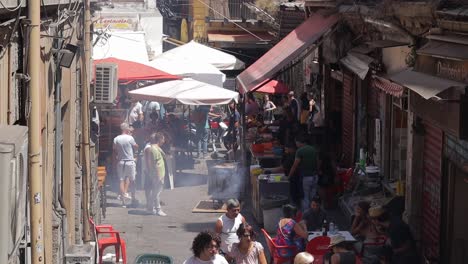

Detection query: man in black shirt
(300, 196), (327, 231)
(375, 210), (418, 264)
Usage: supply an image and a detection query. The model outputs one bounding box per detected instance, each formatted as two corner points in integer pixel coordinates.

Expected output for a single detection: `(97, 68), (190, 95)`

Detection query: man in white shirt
(113, 123), (138, 206)
(143, 101), (161, 126)
(183, 231), (228, 264)
(128, 99), (143, 127)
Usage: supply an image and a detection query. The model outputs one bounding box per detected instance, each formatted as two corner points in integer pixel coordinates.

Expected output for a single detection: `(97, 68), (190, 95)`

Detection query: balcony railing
(208, 0), (257, 21)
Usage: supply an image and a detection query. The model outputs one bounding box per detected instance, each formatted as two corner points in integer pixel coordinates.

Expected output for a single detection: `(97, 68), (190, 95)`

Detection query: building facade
(1, 1), (97, 263)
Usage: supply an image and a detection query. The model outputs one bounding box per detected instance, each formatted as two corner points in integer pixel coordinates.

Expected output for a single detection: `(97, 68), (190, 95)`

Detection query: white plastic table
(308, 231), (356, 242)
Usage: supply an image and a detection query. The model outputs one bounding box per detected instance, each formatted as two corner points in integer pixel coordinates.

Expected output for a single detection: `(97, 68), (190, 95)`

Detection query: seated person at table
(274, 204), (308, 257)
(373, 207), (418, 264)
(351, 201), (371, 239)
(301, 196), (327, 231)
(324, 235), (355, 264)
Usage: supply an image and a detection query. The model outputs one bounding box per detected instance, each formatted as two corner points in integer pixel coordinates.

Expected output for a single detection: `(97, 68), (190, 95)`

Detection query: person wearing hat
(326, 235), (356, 264)
(294, 252), (314, 264)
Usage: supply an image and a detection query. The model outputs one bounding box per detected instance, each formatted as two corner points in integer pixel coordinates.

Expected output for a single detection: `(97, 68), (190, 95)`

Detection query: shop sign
(436, 60), (467, 83)
(416, 55), (468, 83)
(95, 17), (135, 30)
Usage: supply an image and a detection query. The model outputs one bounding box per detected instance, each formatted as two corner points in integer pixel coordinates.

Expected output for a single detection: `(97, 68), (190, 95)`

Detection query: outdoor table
(308, 231), (357, 242)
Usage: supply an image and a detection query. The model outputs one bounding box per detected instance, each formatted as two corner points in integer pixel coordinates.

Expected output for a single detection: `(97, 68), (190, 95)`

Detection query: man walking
(144, 132), (167, 216)
(193, 105), (211, 158)
(288, 135), (320, 210)
(113, 123), (138, 207)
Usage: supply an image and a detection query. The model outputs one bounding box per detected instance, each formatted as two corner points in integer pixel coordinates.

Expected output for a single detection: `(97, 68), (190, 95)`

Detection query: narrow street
(102, 157), (217, 263)
(101, 152), (351, 263)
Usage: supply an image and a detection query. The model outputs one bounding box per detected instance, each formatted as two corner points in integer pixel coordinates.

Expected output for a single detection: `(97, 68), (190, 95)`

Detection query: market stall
(129, 78), (240, 192)
(128, 78), (238, 105)
(154, 40), (245, 70)
(146, 57), (226, 87)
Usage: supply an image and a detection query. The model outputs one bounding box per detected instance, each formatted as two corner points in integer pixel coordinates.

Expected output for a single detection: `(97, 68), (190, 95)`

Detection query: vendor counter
(250, 167), (289, 225)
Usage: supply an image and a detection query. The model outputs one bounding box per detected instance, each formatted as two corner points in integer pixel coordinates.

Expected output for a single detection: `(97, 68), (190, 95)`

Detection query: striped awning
(371, 75), (404, 97)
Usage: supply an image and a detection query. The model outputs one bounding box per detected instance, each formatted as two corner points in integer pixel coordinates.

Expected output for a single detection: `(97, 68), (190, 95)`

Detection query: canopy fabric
(93, 31), (149, 63)
(128, 79), (239, 105)
(340, 52), (374, 80)
(371, 76), (404, 97)
(154, 40), (245, 70)
(389, 69), (466, 99)
(236, 13), (340, 93)
(253, 79), (289, 94)
(146, 57), (226, 87)
(93, 57), (180, 83)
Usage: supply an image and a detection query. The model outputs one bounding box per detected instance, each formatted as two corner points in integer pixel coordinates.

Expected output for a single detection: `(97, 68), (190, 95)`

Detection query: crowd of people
(112, 91), (417, 264)
(110, 94), (241, 210)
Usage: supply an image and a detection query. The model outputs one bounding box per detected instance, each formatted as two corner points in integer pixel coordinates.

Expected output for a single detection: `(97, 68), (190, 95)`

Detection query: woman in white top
(215, 198), (246, 253)
(183, 231), (228, 264)
(263, 94), (276, 122)
(227, 223), (267, 264)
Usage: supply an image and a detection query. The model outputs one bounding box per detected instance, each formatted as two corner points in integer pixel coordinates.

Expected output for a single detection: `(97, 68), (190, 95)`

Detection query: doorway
(447, 162), (468, 263)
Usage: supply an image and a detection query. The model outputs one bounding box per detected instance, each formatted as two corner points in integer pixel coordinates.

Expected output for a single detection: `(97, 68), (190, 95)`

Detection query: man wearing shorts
(113, 123), (138, 206)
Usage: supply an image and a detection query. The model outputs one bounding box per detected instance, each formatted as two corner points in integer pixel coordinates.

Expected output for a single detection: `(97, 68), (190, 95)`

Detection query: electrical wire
(0, 0), (24, 12)
(0, 5), (22, 59)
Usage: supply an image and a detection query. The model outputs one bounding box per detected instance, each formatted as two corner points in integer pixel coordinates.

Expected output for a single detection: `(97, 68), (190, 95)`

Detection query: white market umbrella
(146, 57), (226, 87)
(154, 40), (245, 70)
(129, 79), (239, 105)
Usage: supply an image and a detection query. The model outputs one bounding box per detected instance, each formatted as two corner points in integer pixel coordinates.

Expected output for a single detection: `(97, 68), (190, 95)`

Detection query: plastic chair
(306, 236), (331, 255)
(134, 254), (173, 264)
(337, 168), (353, 193)
(89, 218), (127, 264)
(261, 228), (299, 264)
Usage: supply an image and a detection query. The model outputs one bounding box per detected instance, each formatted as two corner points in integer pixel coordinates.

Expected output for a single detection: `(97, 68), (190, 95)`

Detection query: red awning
(236, 13), (340, 93)
(254, 79), (289, 94)
(93, 57), (180, 84)
(371, 76), (404, 97)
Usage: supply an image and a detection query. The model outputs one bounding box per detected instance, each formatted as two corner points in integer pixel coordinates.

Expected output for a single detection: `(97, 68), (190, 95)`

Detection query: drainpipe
(363, 17), (415, 45)
(28, 0), (45, 263)
(53, 36), (68, 261)
(81, 0), (92, 242)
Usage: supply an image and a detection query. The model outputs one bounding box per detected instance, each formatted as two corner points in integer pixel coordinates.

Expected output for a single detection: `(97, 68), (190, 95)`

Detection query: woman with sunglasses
(226, 223), (267, 264)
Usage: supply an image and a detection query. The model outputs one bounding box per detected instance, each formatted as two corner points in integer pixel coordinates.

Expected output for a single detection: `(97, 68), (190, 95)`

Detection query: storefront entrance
(449, 165), (468, 263)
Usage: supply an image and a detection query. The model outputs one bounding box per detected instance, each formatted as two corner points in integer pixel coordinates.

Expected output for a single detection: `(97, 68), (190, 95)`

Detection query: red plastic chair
(89, 218), (127, 264)
(261, 228), (299, 264)
(337, 168), (353, 193)
(306, 236), (331, 256)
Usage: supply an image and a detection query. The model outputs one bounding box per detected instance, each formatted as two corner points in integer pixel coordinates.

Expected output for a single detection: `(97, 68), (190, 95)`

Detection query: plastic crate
(134, 254), (173, 264)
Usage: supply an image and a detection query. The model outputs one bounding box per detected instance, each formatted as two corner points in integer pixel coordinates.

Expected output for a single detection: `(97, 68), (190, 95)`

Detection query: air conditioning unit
(94, 63), (118, 104)
(0, 125), (28, 264)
